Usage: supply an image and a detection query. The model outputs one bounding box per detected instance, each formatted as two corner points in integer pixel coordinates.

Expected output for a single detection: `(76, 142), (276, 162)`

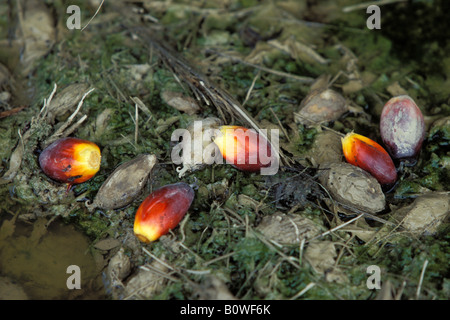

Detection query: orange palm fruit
(134, 182), (195, 243)
(341, 132), (397, 186)
(380, 95), (425, 159)
(213, 125), (272, 172)
(39, 137), (101, 188)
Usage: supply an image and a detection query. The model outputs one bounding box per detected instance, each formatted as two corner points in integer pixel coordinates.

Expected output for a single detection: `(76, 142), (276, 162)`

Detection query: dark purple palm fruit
(380, 95), (425, 160)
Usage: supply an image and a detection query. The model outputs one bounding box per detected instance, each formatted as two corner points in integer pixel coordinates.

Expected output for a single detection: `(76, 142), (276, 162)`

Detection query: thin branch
(290, 282), (316, 300)
(416, 259), (429, 300)
(242, 70), (260, 107)
(208, 49), (315, 84)
(342, 0), (407, 13)
(309, 213), (365, 242)
(81, 0), (105, 31)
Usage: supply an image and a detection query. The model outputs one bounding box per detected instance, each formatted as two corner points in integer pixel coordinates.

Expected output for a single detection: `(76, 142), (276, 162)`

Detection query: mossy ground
(0, 0), (448, 300)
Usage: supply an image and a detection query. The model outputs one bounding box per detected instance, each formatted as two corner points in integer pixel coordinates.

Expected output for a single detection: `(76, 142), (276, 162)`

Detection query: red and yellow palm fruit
(380, 95), (425, 159)
(134, 182), (195, 243)
(213, 125), (272, 172)
(342, 132), (397, 186)
(39, 137), (101, 188)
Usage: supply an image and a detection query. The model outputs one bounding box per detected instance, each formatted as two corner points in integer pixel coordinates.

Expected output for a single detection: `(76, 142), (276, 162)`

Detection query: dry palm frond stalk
(130, 27), (293, 167)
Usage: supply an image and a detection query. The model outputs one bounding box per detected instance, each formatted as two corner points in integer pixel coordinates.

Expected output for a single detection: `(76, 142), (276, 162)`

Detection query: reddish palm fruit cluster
(133, 182), (195, 243)
(213, 125), (272, 172)
(342, 132), (397, 186)
(39, 137), (101, 188)
(380, 95), (425, 160)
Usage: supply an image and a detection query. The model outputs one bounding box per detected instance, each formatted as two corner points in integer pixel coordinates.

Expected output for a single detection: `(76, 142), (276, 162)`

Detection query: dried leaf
(0, 133), (24, 185)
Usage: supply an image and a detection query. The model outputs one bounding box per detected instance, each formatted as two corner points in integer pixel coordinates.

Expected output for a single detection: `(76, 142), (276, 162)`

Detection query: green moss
(349, 229), (450, 300)
(153, 281), (186, 300)
(394, 180), (425, 199)
(2, 0), (449, 301)
(203, 12), (238, 32)
(64, 209), (110, 240)
(294, 125), (317, 153)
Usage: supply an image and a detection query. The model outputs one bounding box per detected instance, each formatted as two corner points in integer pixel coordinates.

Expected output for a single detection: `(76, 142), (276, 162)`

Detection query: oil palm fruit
(133, 182), (195, 243)
(213, 125), (272, 172)
(39, 137), (101, 188)
(380, 95), (425, 159)
(341, 132), (397, 186)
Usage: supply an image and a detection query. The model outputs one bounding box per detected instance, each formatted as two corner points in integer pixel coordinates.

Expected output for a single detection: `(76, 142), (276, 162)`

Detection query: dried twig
(44, 87), (95, 147)
(416, 259), (429, 300)
(0, 106), (27, 119)
(207, 49), (316, 84)
(135, 103), (139, 144)
(242, 70), (260, 107)
(309, 213), (365, 242)
(81, 0), (105, 31)
(39, 83), (58, 118)
(270, 107), (291, 142)
(342, 0), (407, 13)
(290, 282), (316, 300)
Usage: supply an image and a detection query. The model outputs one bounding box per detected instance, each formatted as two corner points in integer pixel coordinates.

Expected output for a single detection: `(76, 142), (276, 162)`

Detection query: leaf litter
(0, 0), (448, 300)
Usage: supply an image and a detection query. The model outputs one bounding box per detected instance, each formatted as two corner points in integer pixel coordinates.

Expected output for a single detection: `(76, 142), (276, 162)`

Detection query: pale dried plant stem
(63, 114), (88, 137)
(342, 0), (407, 13)
(242, 70), (260, 107)
(203, 252), (236, 267)
(135, 103), (139, 144)
(298, 238), (306, 266)
(142, 247), (175, 272)
(139, 265), (179, 283)
(68, 88), (95, 123)
(40, 83), (58, 118)
(44, 87), (95, 147)
(293, 111), (345, 138)
(290, 282), (316, 300)
(416, 259), (429, 300)
(81, 0), (105, 31)
(209, 50), (315, 84)
(309, 213), (365, 242)
(270, 107), (291, 142)
(396, 281), (406, 300)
